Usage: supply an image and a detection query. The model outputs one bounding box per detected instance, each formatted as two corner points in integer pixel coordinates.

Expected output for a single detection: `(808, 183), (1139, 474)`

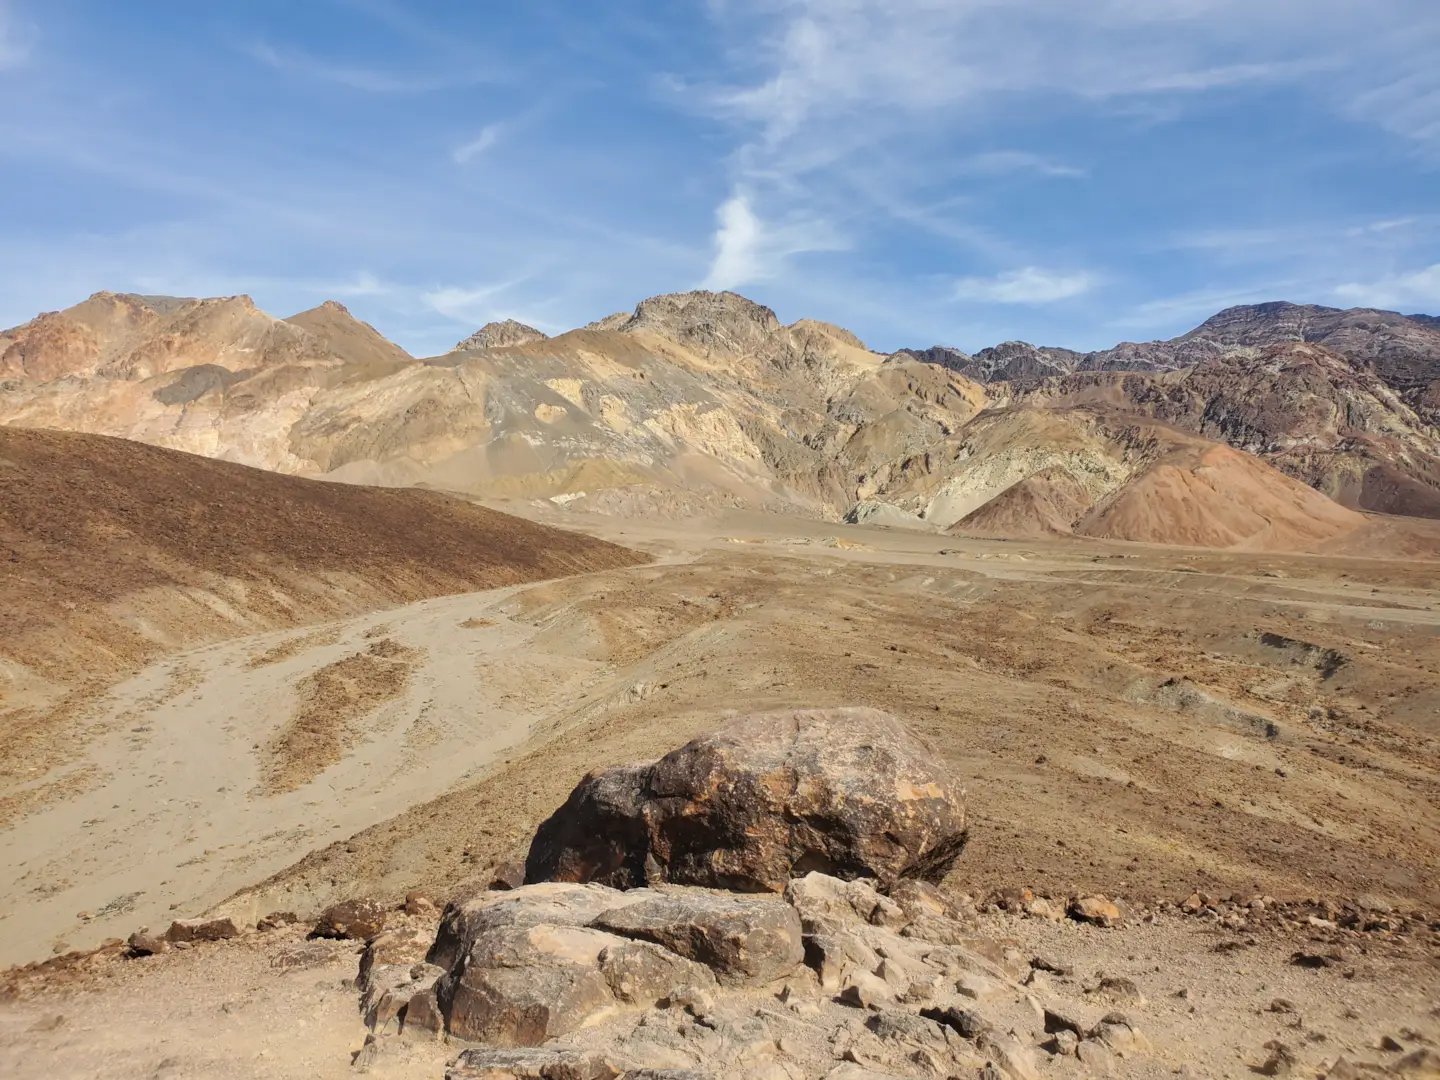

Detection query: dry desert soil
(2, 456), (1439, 1078)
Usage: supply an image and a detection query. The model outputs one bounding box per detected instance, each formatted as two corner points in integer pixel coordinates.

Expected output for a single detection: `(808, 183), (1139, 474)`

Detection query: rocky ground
(2, 507), (1438, 1078)
(1, 817), (1436, 1079)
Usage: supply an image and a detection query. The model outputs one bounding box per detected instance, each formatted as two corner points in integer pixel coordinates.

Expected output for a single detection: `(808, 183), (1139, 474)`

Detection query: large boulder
(525, 708), (967, 893)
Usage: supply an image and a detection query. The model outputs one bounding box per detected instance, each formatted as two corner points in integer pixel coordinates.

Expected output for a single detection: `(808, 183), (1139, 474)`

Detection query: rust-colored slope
(0, 427), (646, 684)
(1077, 442), (1364, 550)
(953, 468), (1095, 539)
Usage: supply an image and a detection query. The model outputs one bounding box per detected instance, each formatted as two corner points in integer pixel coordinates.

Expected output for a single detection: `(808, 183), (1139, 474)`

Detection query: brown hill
(284, 300), (413, 369)
(0, 292), (332, 383)
(0, 427), (644, 690)
(1076, 439), (1364, 550)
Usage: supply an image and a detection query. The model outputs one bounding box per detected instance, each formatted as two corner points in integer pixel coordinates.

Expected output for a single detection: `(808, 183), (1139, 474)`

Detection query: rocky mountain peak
(614, 290), (784, 356)
(454, 319), (549, 352)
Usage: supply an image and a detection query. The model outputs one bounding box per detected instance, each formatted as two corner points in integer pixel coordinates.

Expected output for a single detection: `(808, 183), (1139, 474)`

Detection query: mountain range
(2, 288), (1438, 552)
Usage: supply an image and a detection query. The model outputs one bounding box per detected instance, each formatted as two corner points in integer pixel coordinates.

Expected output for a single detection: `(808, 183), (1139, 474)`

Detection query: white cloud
(1333, 265), (1440, 312)
(953, 267), (1096, 304)
(701, 191), (843, 291)
(453, 124), (502, 163)
(702, 194), (765, 290)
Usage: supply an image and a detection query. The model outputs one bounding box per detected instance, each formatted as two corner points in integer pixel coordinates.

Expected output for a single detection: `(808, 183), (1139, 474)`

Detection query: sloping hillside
(0, 427), (645, 693)
(1007, 343), (1440, 518)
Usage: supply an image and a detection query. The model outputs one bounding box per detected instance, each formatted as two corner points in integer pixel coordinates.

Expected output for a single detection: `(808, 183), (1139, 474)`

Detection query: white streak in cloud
(1334, 265), (1440, 312)
(953, 267), (1096, 304)
(422, 279), (530, 325)
(453, 124), (502, 163)
(245, 41), (484, 93)
(1113, 284), (1293, 329)
(701, 191), (842, 290)
(955, 151), (1084, 179)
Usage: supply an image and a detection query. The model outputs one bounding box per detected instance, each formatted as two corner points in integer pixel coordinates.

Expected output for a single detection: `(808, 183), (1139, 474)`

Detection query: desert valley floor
(2, 501), (1438, 1078)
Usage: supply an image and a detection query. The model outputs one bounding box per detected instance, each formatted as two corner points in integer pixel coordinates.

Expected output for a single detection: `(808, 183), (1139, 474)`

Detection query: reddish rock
(126, 929), (169, 956)
(487, 862), (527, 891)
(1068, 896), (1122, 927)
(312, 898), (388, 940)
(526, 708), (968, 893)
(164, 917), (242, 943)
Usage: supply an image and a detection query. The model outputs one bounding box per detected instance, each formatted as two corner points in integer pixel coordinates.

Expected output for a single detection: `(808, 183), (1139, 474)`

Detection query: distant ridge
(2, 287), (1438, 546)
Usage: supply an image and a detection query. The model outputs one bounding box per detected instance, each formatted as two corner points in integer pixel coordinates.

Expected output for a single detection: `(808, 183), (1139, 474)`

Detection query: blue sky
(1, 0), (1438, 356)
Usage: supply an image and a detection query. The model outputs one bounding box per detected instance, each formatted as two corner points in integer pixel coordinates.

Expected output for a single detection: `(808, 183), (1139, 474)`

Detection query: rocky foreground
(3, 710), (1438, 1079)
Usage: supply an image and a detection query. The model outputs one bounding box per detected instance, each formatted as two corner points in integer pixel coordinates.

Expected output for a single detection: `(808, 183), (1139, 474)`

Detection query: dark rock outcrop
(524, 708), (968, 893)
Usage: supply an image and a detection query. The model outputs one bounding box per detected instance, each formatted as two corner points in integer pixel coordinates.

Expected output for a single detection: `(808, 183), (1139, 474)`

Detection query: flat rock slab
(590, 891), (803, 987)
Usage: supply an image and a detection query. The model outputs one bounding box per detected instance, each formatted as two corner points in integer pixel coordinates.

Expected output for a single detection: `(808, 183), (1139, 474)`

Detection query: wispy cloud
(700, 190), (844, 290)
(953, 267), (1096, 304)
(1333, 265), (1440, 312)
(421, 279), (530, 325)
(953, 151), (1085, 179)
(244, 41), (485, 93)
(0, 2), (35, 70)
(1112, 283), (1295, 330)
(453, 124), (503, 163)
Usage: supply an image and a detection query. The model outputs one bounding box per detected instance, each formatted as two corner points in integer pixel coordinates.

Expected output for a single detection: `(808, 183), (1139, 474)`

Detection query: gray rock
(591, 892), (803, 987)
(445, 1046), (621, 1079)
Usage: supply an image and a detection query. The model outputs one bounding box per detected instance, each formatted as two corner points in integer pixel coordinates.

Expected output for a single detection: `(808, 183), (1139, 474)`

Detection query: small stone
(1379, 1035), (1404, 1053)
(1031, 955), (1073, 977)
(1259, 1040), (1298, 1077)
(1093, 974), (1146, 1005)
(837, 970), (896, 1010)
(257, 911), (298, 932)
(403, 892), (437, 916)
(1025, 897), (1063, 921)
(165, 917), (242, 943)
(1269, 998), (1298, 1014)
(920, 1004), (993, 1040)
(1043, 1007), (1086, 1038)
(351, 1034), (380, 1073)
(1181, 893), (1204, 914)
(1024, 969), (1054, 993)
(957, 972), (1003, 1001)
(126, 929), (169, 957)
(1048, 1029), (1079, 1057)
(1076, 1038), (1116, 1072)
(312, 898), (388, 941)
(1069, 896), (1122, 927)
(487, 862), (527, 891)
